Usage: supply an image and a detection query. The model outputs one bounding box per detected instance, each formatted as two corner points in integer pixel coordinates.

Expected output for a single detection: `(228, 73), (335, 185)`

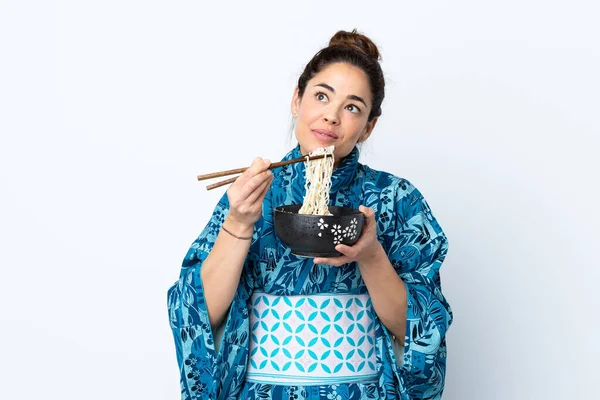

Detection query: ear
(290, 86), (301, 117)
(358, 117), (378, 143)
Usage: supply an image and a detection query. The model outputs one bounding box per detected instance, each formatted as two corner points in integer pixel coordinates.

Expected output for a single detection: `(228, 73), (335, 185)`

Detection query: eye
(346, 104), (361, 113)
(315, 91), (328, 102)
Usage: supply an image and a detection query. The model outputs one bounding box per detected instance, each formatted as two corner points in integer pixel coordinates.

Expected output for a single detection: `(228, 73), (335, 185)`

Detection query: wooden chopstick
(206, 176), (239, 191)
(197, 154), (326, 181)
(200, 153), (328, 191)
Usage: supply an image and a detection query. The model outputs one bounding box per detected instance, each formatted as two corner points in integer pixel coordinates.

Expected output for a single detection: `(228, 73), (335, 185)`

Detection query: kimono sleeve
(387, 180), (453, 399)
(166, 193), (233, 399)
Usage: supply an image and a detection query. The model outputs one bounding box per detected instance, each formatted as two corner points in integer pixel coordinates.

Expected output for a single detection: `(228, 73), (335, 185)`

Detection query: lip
(312, 129), (339, 140)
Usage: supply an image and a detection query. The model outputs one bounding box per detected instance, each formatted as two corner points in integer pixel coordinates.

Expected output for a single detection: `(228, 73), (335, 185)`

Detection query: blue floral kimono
(167, 144), (453, 399)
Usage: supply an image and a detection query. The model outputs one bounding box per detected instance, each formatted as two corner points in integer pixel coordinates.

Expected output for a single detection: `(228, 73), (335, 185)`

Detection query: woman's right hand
(225, 157), (273, 230)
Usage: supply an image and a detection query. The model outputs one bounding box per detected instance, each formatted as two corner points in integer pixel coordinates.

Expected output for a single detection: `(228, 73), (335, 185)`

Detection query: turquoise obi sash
(246, 292), (378, 386)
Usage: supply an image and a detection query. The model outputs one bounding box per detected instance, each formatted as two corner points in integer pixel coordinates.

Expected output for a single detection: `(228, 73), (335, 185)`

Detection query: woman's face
(291, 62), (378, 168)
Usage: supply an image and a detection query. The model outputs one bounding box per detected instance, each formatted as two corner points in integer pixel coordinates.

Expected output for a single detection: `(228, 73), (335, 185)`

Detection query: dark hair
(297, 29), (385, 122)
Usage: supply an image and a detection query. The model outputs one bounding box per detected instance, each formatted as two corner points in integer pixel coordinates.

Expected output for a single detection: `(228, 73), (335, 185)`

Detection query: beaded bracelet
(221, 225), (252, 240)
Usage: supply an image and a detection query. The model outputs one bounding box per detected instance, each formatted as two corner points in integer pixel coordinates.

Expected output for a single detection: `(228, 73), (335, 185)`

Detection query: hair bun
(328, 29), (381, 61)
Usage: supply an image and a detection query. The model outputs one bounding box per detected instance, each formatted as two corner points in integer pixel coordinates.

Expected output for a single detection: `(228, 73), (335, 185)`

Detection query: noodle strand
(298, 145), (335, 215)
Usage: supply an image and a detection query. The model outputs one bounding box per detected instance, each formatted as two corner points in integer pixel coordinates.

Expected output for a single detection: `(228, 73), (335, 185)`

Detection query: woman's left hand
(313, 205), (385, 267)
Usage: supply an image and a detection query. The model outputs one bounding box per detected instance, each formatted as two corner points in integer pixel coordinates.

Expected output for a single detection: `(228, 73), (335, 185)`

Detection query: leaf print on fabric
(384, 179), (452, 400)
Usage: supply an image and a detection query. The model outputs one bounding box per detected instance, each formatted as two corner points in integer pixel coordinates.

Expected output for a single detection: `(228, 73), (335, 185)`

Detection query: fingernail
(264, 159), (271, 165)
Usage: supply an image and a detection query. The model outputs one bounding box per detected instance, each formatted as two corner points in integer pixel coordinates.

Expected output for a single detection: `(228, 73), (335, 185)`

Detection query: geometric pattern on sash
(246, 292), (378, 385)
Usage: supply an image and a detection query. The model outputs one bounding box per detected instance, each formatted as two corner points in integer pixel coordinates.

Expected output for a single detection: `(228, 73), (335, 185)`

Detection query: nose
(323, 111), (340, 125)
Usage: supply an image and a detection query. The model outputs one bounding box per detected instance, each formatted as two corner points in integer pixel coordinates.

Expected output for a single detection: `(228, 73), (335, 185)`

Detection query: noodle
(298, 145), (335, 215)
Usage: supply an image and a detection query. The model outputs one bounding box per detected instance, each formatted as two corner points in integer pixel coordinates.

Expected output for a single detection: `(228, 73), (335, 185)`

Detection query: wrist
(223, 216), (254, 237)
(358, 242), (387, 269)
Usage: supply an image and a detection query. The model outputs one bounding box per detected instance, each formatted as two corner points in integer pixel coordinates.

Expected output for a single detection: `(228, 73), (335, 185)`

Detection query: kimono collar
(284, 144), (360, 193)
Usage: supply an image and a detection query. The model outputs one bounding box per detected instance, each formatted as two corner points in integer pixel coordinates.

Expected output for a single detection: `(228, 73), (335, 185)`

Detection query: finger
(256, 177), (273, 208)
(239, 169), (273, 200)
(335, 244), (358, 259)
(313, 257), (328, 265)
(247, 174), (273, 204)
(237, 157), (271, 186)
(358, 205), (376, 231)
(314, 255), (352, 266)
(314, 250), (353, 265)
(249, 158), (271, 176)
(248, 175), (273, 215)
(359, 205), (375, 220)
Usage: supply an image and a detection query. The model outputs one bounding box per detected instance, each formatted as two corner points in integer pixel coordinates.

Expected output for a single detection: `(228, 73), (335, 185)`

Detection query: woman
(167, 29), (452, 399)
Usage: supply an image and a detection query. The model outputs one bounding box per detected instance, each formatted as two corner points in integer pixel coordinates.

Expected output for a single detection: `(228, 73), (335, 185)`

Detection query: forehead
(307, 62), (372, 101)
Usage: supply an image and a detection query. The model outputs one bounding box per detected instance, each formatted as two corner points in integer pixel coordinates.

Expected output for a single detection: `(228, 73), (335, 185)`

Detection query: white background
(1, 1), (598, 399)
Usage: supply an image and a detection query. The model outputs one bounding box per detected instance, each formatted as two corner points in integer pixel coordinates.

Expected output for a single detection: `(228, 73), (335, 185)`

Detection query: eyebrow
(315, 83), (368, 108)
